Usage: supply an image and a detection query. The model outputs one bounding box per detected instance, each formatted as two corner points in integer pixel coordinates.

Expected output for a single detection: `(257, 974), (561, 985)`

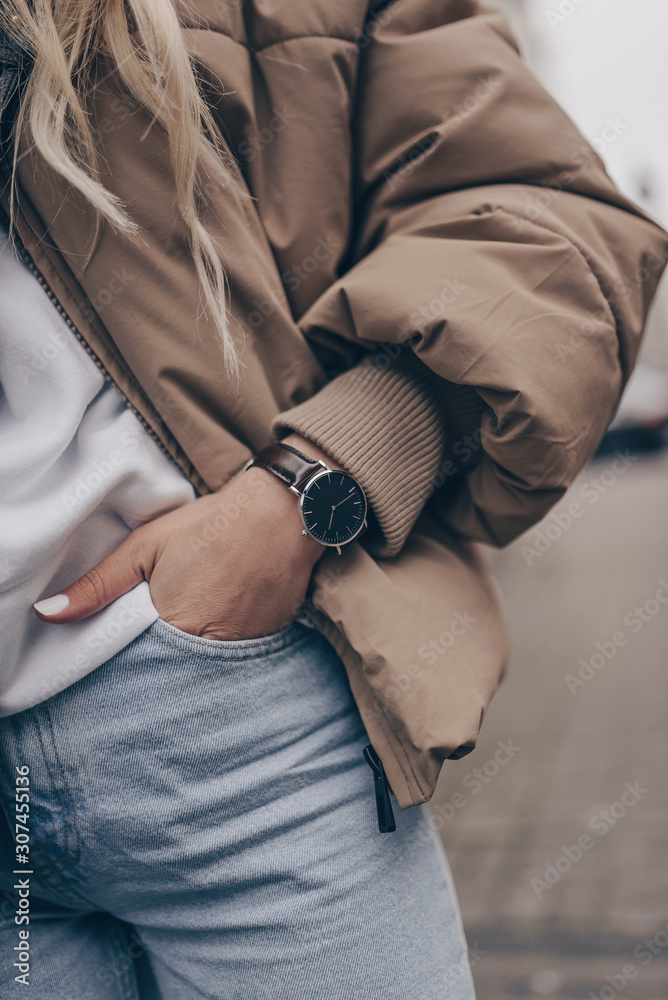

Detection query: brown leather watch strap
(245, 442), (326, 493)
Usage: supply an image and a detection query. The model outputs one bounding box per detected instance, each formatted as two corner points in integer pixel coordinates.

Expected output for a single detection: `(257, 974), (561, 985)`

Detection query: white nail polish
(34, 594), (70, 616)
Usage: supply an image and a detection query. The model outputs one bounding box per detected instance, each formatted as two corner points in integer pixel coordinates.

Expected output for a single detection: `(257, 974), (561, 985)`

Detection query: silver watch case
(290, 462), (367, 554)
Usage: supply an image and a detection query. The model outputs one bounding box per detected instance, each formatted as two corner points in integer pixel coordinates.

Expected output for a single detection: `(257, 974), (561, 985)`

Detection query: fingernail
(34, 594), (70, 616)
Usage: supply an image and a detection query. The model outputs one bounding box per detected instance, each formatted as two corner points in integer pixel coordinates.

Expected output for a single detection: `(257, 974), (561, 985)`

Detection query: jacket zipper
(364, 745), (396, 833)
(3, 209), (398, 833)
(0, 206), (180, 471)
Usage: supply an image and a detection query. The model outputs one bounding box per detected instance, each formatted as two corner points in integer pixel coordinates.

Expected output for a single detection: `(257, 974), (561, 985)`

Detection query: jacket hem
(306, 606), (430, 810)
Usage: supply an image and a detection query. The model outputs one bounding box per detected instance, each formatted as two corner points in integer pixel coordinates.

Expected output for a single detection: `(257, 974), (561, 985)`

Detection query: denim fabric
(0, 618), (475, 999)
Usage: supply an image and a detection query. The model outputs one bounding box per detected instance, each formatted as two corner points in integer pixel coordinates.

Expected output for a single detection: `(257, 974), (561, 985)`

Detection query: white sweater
(0, 223), (197, 715)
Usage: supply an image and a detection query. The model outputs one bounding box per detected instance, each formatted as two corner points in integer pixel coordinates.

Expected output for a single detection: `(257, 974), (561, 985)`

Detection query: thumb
(33, 532), (150, 624)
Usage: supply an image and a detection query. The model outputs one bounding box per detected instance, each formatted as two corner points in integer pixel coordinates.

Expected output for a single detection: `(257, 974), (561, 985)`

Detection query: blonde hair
(1, 0), (244, 379)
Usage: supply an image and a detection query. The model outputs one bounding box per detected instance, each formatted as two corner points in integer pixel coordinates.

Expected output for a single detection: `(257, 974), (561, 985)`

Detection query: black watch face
(300, 471), (367, 546)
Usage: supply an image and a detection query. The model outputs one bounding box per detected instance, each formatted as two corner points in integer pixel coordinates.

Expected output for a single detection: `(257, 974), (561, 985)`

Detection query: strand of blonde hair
(1, 0), (245, 380)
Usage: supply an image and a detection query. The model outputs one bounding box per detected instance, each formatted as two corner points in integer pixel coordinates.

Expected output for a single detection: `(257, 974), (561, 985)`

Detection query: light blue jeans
(0, 617), (475, 999)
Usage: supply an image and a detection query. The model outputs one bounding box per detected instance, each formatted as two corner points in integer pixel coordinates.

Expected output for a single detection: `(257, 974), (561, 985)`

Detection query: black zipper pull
(363, 744), (396, 833)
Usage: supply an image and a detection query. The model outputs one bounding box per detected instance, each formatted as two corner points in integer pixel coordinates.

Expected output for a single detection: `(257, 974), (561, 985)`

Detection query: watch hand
(328, 506), (335, 530)
(332, 493), (355, 510)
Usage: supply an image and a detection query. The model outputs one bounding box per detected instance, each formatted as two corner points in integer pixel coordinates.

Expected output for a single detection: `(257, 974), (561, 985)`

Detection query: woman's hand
(33, 434), (340, 640)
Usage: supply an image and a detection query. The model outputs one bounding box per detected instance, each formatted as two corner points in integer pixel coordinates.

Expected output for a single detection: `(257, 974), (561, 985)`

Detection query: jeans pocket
(150, 616), (305, 660)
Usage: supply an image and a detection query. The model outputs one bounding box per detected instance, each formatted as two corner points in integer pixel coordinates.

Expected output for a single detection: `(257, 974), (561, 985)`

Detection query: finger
(33, 532), (149, 624)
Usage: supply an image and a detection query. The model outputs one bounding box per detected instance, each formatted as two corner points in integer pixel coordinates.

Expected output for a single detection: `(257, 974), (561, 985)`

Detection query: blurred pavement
(431, 450), (668, 999)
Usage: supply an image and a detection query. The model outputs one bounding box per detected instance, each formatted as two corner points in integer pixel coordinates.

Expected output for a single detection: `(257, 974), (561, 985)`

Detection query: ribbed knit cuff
(271, 350), (461, 558)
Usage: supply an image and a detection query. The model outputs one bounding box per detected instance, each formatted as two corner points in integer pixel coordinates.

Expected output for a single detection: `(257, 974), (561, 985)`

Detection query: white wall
(491, 0), (668, 367)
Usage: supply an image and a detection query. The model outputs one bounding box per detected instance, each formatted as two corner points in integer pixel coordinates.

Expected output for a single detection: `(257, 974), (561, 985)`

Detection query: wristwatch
(243, 442), (367, 554)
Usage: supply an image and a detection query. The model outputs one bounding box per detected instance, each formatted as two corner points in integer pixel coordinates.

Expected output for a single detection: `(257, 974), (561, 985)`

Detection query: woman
(0, 1), (665, 996)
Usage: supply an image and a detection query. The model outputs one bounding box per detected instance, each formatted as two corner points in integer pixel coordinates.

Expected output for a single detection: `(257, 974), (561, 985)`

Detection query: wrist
(278, 432), (346, 473)
(242, 434), (365, 558)
(241, 462), (325, 565)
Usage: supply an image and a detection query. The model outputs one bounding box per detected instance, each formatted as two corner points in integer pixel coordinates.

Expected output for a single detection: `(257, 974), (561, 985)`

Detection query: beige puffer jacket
(2, 0), (666, 821)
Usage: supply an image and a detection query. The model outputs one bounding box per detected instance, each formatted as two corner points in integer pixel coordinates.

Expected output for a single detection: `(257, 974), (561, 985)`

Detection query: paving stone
(430, 452), (668, 997)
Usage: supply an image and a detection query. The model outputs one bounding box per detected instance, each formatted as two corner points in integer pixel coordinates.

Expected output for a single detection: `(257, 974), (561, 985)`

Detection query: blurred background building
(429, 3), (668, 997)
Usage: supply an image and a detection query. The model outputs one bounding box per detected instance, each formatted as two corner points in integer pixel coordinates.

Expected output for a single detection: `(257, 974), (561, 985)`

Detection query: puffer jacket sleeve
(277, 0), (668, 548)
(272, 347), (485, 558)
